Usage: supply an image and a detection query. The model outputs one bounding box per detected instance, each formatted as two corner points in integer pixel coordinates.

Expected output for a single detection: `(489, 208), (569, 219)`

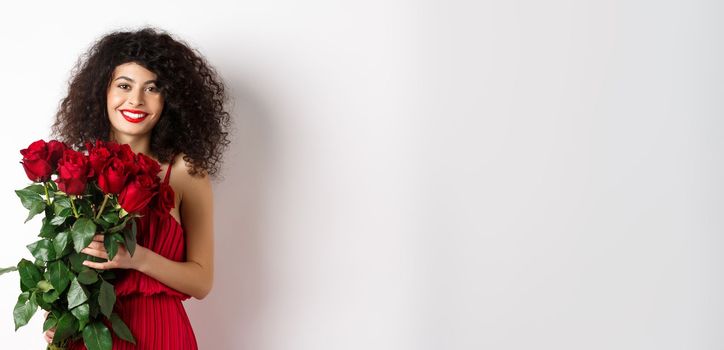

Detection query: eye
(146, 86), (160, 93)
(117, 83), (130, 90)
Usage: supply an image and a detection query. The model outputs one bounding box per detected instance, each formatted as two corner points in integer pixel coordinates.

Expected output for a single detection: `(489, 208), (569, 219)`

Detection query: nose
(127, 89), (144, 106)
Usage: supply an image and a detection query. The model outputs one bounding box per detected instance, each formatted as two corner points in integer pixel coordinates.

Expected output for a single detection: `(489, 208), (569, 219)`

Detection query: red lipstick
(120, 109), (148, 123)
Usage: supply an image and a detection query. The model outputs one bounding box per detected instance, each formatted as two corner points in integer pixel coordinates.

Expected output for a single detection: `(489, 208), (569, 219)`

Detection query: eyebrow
(113, 76), (158, 85)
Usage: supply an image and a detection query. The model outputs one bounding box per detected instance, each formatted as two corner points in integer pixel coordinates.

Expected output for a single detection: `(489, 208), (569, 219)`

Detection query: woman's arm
(137, 170), (215, 299)
(81, 162), (215, 300)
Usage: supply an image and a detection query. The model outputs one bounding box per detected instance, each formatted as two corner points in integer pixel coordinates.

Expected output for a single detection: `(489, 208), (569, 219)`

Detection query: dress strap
(163, 154), (176, 184)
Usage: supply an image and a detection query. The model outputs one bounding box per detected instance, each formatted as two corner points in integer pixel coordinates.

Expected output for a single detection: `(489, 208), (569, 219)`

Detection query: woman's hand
(44, 328), (55, 344)
(81, 234), (143, 270)
(43, 311), (54, 344)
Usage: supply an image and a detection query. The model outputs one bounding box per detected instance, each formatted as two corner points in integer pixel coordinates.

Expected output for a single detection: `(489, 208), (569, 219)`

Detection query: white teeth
(121, 111), (147, 119)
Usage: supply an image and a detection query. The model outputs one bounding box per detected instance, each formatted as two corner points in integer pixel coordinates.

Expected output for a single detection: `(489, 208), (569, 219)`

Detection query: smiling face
(106, 62), (164, 140)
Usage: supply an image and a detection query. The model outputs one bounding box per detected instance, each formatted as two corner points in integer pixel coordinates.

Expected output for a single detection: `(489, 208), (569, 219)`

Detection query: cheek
(106, 93), (123, 110)
(152, 97), (164, 114)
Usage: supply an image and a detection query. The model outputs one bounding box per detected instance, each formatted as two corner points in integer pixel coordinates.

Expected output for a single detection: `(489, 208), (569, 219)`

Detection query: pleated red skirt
(67, 163), (197, 349)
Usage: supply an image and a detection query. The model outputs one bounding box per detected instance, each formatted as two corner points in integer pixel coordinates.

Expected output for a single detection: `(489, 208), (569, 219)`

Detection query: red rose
(20, 139), (68, 182)
(105, 140), (121, 154)
(56, 149), (92, 195)
(46, 140), (66, 169)
(20, 140), (53, 182)
(118, 174), (157, 213)
(86, 140), (112, 176)
(116, 144), (139, 174)
(98, 158), (131, 195)
(154, 182), (176, 215)
(136, 153), (161, 177)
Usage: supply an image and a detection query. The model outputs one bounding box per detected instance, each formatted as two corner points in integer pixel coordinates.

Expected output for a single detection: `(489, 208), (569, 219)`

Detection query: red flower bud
(20, 139), (68, 182)
(118, 174), (157, 214)
(116, 144), (139, 175)
(136, 153), (161, 177)
(46, 140), (66, 169)
(56, 149), (92, 195)
(87, 141), (112, 177)
(98, 158), (130, 195)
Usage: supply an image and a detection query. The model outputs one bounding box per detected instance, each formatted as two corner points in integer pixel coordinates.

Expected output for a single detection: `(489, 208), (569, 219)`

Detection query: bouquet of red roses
(1, 139), (174, 350)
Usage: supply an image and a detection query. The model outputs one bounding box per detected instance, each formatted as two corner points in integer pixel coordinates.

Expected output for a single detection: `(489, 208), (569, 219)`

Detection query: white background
(0, 1), (722, 349)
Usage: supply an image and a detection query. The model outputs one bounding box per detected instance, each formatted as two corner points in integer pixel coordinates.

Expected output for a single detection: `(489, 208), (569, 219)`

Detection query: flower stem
(43, 182), (51, 206)
(95, 194), (110, 221)
(48, 339), (67, 350)
(69, 195), (79, 218)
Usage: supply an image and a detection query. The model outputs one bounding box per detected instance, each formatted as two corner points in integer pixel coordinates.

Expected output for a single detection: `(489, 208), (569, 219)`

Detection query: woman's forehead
(111, 62), (158, 81)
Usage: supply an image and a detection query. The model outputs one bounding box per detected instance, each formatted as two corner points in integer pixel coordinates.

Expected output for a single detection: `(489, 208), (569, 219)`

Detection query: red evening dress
(68, 160), (198, 349)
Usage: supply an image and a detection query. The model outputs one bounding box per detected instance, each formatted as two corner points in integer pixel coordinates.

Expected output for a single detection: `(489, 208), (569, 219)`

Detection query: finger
(93, 234), (105, 242)
(86, 241), (105, 250)
(45, 334), (51, 343)
(81, 248), (109, 260)
(82, 260), (113, 270)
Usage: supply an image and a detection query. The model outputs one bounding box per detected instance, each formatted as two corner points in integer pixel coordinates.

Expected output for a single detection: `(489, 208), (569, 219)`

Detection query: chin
(111, 124), (150, 138)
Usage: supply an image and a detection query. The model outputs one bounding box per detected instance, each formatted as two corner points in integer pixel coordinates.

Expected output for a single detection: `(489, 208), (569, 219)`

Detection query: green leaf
(17, 259), (42, 291)
(82, 321), (112, 350)
(88, 292), (100, 319)
(124, 220), (137, 257)
(111, 233), (124, 260)
(25, 201), (46, 223)
(27, 239), (55, 262)
(71, 218), (97, 253)
(70, 303), (90, 330)
(47, 261), (71, 294)
(36, 280), (54, 293)
(110, 313), (136, 344)
(25, 183), (47, 195)
(43, 289), (61, 303)
(98, 280), (116, 318)
(77, 269), (98, 285)
(13, 291), (38, 331)
(53, 231), (73, 259)
(43, 314), (57, 332)
(96, 220), (110, 231)
(76, 199), (93, 217)
(57, 207), (73, 218)
(0, 265), (17, 276)
(112, 232), (125, 243)
(108, 216), (130, 233)
(49, 215), (67, 226)
(100, 270), (117, 281)
(39, 217), (57, 238)
(15, 188), (43, 210)
(67, 277), (88, 309)
(53, 312), (78, 343)
(53, 197), (71, 215)
(104, 234), (119, 261)
(33, 290), (52, 310)
(68, 253), (88, 273)
(101, 211), (120, 225)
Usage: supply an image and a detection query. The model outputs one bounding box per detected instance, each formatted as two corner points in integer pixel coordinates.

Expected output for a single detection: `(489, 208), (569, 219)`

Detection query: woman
(43, 27), (231, 349)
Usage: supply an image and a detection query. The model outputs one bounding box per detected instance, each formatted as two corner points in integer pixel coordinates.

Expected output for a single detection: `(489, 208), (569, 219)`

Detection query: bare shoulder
(172, 153), (212, 201)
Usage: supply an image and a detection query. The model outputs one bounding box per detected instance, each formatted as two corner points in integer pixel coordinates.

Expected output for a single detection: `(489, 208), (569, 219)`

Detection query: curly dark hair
(51, 27), (231, 177)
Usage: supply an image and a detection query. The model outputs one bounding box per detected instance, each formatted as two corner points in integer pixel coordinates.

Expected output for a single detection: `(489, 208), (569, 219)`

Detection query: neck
(109, 132), (152, 158)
